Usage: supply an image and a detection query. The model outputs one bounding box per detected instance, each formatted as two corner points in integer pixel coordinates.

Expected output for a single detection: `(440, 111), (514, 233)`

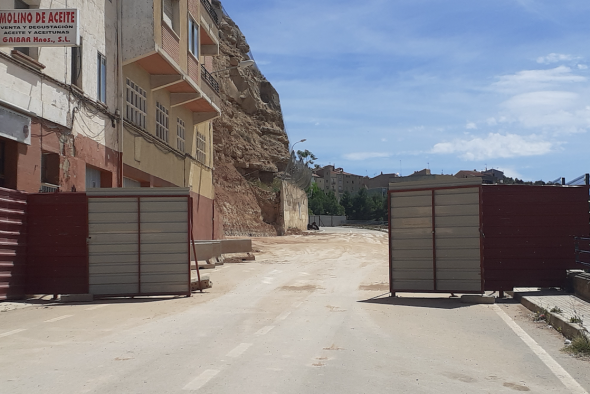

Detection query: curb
(513, 292), (586, 340)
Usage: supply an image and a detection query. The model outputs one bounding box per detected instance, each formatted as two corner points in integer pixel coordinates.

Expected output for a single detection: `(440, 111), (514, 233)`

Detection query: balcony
(121, 0), (221, 124)
(200, 0), (219, 25)
(200, 0), (220, 55)
(201, 65), (219, 94)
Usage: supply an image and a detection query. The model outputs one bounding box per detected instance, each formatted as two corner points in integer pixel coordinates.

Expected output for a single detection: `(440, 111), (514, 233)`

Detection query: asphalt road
(0, 228), (588, 393)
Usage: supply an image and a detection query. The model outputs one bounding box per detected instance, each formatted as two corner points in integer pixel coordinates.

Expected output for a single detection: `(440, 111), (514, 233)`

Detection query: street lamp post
(291, 139), (307, 153)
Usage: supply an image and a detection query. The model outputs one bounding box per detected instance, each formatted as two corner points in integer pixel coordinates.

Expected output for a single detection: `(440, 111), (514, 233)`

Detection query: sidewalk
(512, 287), (589, 340)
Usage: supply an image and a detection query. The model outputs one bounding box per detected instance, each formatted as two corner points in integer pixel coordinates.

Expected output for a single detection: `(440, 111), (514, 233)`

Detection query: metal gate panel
(87, 188), (191, 297)
(390, 190), (434, 291)
(88, 198), (139, 295)
(434, 188), (481, 292)
(0, 188), (27, 300)
(139, 197), (189, 294)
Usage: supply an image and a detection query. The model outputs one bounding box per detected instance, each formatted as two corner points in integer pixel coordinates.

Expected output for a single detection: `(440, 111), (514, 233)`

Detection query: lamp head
(238, 60), (255, 69)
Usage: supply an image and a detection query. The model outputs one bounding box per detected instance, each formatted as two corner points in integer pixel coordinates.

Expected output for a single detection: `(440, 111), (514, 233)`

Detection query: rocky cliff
(211, 5), (291, 236)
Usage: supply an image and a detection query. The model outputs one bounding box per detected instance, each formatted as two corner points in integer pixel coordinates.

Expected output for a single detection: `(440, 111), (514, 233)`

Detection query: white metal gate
(87, 188), (191, 297)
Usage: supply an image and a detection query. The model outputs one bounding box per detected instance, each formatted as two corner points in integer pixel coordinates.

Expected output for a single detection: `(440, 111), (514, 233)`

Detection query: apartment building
(120, 0), (221, 239)
(314, 165), (366, 200)
(0, 0), (119, 193)
(0, 0), (222, 239)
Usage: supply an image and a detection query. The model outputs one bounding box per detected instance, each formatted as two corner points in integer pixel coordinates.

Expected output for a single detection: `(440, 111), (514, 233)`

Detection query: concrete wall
(280, 181), (308, 232)
(122, 0), (156, 63)
(309, 215), (347, 228)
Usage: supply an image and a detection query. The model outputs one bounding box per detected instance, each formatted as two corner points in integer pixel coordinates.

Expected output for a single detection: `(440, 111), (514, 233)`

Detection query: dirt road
(0, 228), (588, 393)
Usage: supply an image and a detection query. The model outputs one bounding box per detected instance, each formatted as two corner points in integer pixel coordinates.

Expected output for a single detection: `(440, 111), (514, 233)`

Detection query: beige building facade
(314, 165), (366, 200)
(0, 0), (223, 239)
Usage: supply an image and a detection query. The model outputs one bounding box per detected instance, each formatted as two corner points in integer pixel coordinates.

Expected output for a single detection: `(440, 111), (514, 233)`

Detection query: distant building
(363, 172), (399, 189)
(455, 169), (504, 184)
(313, 165), (366, 200)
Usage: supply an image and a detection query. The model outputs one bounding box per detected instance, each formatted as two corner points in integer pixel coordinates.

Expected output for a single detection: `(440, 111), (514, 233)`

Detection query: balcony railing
(201, 65), (220, 94)
(40, 183), (59, 193)
(200, 0), (219, 25)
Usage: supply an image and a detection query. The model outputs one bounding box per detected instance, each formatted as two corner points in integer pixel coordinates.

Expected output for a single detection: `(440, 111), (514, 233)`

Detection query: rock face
(212, 7), (291, 237)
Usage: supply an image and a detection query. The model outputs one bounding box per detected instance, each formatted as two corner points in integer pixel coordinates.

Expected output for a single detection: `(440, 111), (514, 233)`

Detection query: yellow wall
(122, 63), (214, 200)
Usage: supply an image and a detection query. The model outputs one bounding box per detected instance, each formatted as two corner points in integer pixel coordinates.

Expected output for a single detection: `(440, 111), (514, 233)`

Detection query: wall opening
(41, 152), (60, 186)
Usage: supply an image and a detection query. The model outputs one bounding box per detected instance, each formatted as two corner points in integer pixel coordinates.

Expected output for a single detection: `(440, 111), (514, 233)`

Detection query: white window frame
(97, 52), (106, 103)
(176, 118), (185, 152)
(188, 17), (199, 58)
(196, 131), (207, 165)
(125, 78), (147, 129)
(156, 102), (169, 143)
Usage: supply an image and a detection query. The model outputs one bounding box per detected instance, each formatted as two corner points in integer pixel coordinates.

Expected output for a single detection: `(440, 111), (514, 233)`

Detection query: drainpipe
(117, 0), (124, 187)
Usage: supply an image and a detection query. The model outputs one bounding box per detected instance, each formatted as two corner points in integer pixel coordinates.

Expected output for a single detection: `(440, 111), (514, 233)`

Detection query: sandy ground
(0, 228), (588, 393)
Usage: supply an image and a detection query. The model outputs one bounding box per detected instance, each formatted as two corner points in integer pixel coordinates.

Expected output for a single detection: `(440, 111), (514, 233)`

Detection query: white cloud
(343, 152), (391, 161)
(536, 53), (578, 64)
(578, 64), (588, 70)
(466, 122), (477, 130)
(493, 66), (585, 93)
(501, 91), (590, 132)
(431, 133), (554, 160)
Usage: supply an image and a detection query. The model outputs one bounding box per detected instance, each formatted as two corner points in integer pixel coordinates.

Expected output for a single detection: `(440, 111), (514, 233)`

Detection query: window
(41, 152), (60, 186)
(86, 166), (101, 189)
(163, 0), (179, 33)
(71, 37), (83, 88)
(156, 102), (169, 143)
(176, 118), (185, 152)
(97, 52), (106, 103)
(196, 131), (207, 164)
(188, 17), (199, 58)
(125, 79), (147, 129)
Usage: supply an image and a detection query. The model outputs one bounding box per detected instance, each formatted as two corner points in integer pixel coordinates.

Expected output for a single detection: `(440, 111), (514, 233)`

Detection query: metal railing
(201, 65), (220, 94)
(567, 174), (590, 186)
(575, 237), (590, 267)
(280, 151), (312, 190)
(548, 174), (589, 186)
(39, 183), (59, 193)
(200, 0), (219, 25)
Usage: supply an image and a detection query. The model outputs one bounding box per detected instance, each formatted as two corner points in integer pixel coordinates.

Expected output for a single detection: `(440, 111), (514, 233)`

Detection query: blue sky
(220, 0), (590, 181)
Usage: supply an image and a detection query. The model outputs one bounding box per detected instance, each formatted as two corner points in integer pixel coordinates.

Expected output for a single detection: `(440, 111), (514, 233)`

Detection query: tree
(340, 191), (353, 217)
(350, 188), (372, 220)
(307, 183), (326, 215)
(296, 149), (317, 167)
(306, 183), (345, 216)
(371, 193), (388, 221)
(324, 191), (345, 216)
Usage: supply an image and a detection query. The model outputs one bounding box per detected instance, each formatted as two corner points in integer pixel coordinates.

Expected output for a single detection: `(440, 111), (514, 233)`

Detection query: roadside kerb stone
(512, 289), (589, 340)
(59, 294), (94, 303)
